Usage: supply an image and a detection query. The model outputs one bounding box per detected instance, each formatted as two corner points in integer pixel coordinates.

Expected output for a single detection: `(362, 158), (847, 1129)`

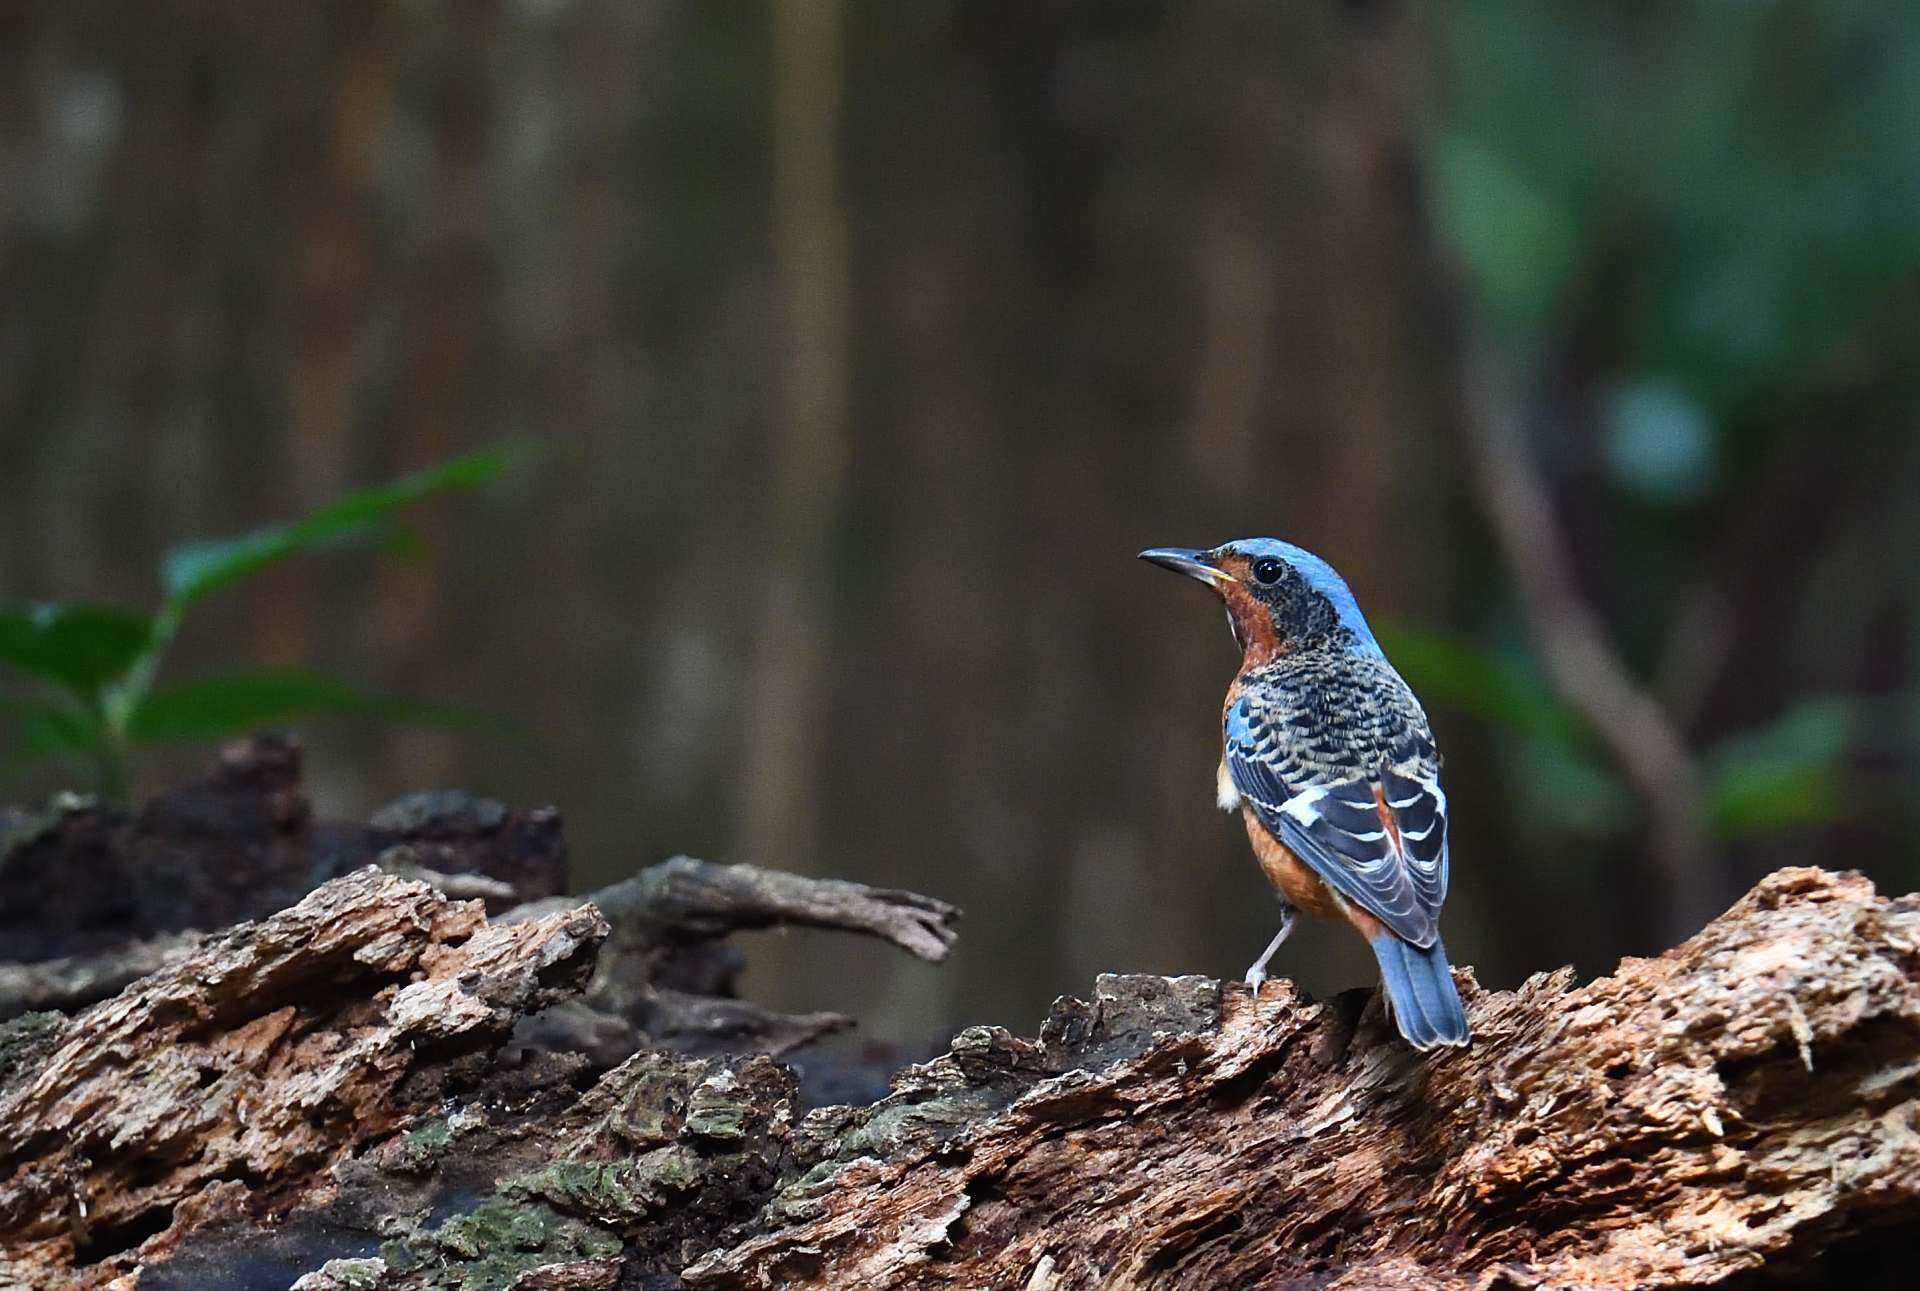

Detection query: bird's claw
(1244, 966), (1268, 996)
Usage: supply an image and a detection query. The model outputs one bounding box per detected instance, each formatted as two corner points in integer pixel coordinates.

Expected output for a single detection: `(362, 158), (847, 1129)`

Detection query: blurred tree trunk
(0, 0), (1468, 1044)
(266, 0), (390, 672)
(369, 6), (495, 797)
(736, 0), (853, 883)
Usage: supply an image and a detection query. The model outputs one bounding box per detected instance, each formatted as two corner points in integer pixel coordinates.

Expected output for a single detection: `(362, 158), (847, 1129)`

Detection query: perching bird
(1140, 539), (1469, 1049)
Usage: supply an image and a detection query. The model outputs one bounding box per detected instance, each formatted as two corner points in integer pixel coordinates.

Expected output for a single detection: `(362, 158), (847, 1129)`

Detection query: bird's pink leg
(1245, 904), (1296, 994)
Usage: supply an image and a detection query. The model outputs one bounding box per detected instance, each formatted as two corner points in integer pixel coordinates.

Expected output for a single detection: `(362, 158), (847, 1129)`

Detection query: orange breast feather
(1238, 796), (1398, 943)
(1240, 805), (1341, 919)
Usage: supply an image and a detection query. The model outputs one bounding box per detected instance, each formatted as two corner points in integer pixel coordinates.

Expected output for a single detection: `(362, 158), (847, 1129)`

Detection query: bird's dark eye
(1252, 558), (1284, 584)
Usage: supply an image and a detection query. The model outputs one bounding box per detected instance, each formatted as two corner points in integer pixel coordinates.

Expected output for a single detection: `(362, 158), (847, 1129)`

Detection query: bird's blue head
(1138, 538), (1384, 660)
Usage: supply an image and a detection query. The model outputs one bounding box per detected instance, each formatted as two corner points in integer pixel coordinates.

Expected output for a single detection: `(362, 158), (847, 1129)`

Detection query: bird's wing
(1225, 688), (1448, 947)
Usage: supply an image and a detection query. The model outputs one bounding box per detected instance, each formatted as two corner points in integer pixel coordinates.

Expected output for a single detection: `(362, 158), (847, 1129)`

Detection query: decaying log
(0, 868), (607, 1287)
(691, 866), (1920, 1290)
(0, 846), (960, 1290)
(0, 736), (960, 1082)
(0, 866), (1914, 1289)
(0, 734), (567, 980)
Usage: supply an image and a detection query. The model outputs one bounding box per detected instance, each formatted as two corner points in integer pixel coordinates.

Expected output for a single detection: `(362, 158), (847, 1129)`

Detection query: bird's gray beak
(1138, 547), (1236, 587)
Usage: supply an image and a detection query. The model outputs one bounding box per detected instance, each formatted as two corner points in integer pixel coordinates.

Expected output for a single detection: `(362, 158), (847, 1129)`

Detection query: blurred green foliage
(1382, 622), (1895, 845)
(1422, 0), (1920, 870)
(0, 446), (525, 800)
(1438, 0), (1920, 413)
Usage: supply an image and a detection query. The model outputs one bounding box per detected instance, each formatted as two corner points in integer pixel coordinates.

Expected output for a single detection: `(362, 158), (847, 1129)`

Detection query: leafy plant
(0, 445), (526, 800)
(1379, 621), (1902, 845)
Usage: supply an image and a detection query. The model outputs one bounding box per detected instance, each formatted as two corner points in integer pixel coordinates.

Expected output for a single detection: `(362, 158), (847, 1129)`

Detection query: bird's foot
(1242, 906), (1295, 998)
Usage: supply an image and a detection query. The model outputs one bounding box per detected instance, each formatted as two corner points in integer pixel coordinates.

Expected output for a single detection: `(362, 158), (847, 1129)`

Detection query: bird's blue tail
(1369, 933), (1469, 1050)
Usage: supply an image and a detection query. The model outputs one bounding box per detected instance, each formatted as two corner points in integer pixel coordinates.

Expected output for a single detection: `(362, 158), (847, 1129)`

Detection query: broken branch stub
(509, 855), (961, 963)
(504, 855), (961, 1069)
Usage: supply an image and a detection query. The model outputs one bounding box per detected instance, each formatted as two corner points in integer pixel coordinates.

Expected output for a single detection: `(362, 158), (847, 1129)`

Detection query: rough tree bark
(0, 862), (1914, 1289)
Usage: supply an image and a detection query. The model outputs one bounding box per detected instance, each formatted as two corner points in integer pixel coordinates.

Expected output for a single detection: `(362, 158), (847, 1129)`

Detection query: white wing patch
(1245, 768), (1449, 948)
(1278, 786), (1324, 825)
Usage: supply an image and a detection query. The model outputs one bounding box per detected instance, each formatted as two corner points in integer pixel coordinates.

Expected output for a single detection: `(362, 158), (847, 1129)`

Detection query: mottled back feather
(1225, 652), (1449, 947)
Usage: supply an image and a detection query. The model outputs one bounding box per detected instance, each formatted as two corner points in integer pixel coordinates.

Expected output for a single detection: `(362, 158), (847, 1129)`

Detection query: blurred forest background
(2, 0), (1917, 1051)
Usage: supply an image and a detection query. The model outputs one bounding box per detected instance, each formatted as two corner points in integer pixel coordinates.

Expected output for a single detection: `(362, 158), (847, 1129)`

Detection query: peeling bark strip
(690, 868), (1920, 1290)
(0, 867), (1914, 1289)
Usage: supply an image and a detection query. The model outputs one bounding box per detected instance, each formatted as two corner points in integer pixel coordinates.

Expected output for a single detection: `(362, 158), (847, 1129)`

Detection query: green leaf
(0, 692), (106, 770)
(0, 604), (157, 697)
(1507, 734), (1632, 836)
(159, 442), (530, 608)
(1707, 762), (1844, 840)
(127, 669), (500, 743)
(1375, 622), (1593, 752)
(1704, 696), (1866, 840)
(1429, 130), (1583, 330)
